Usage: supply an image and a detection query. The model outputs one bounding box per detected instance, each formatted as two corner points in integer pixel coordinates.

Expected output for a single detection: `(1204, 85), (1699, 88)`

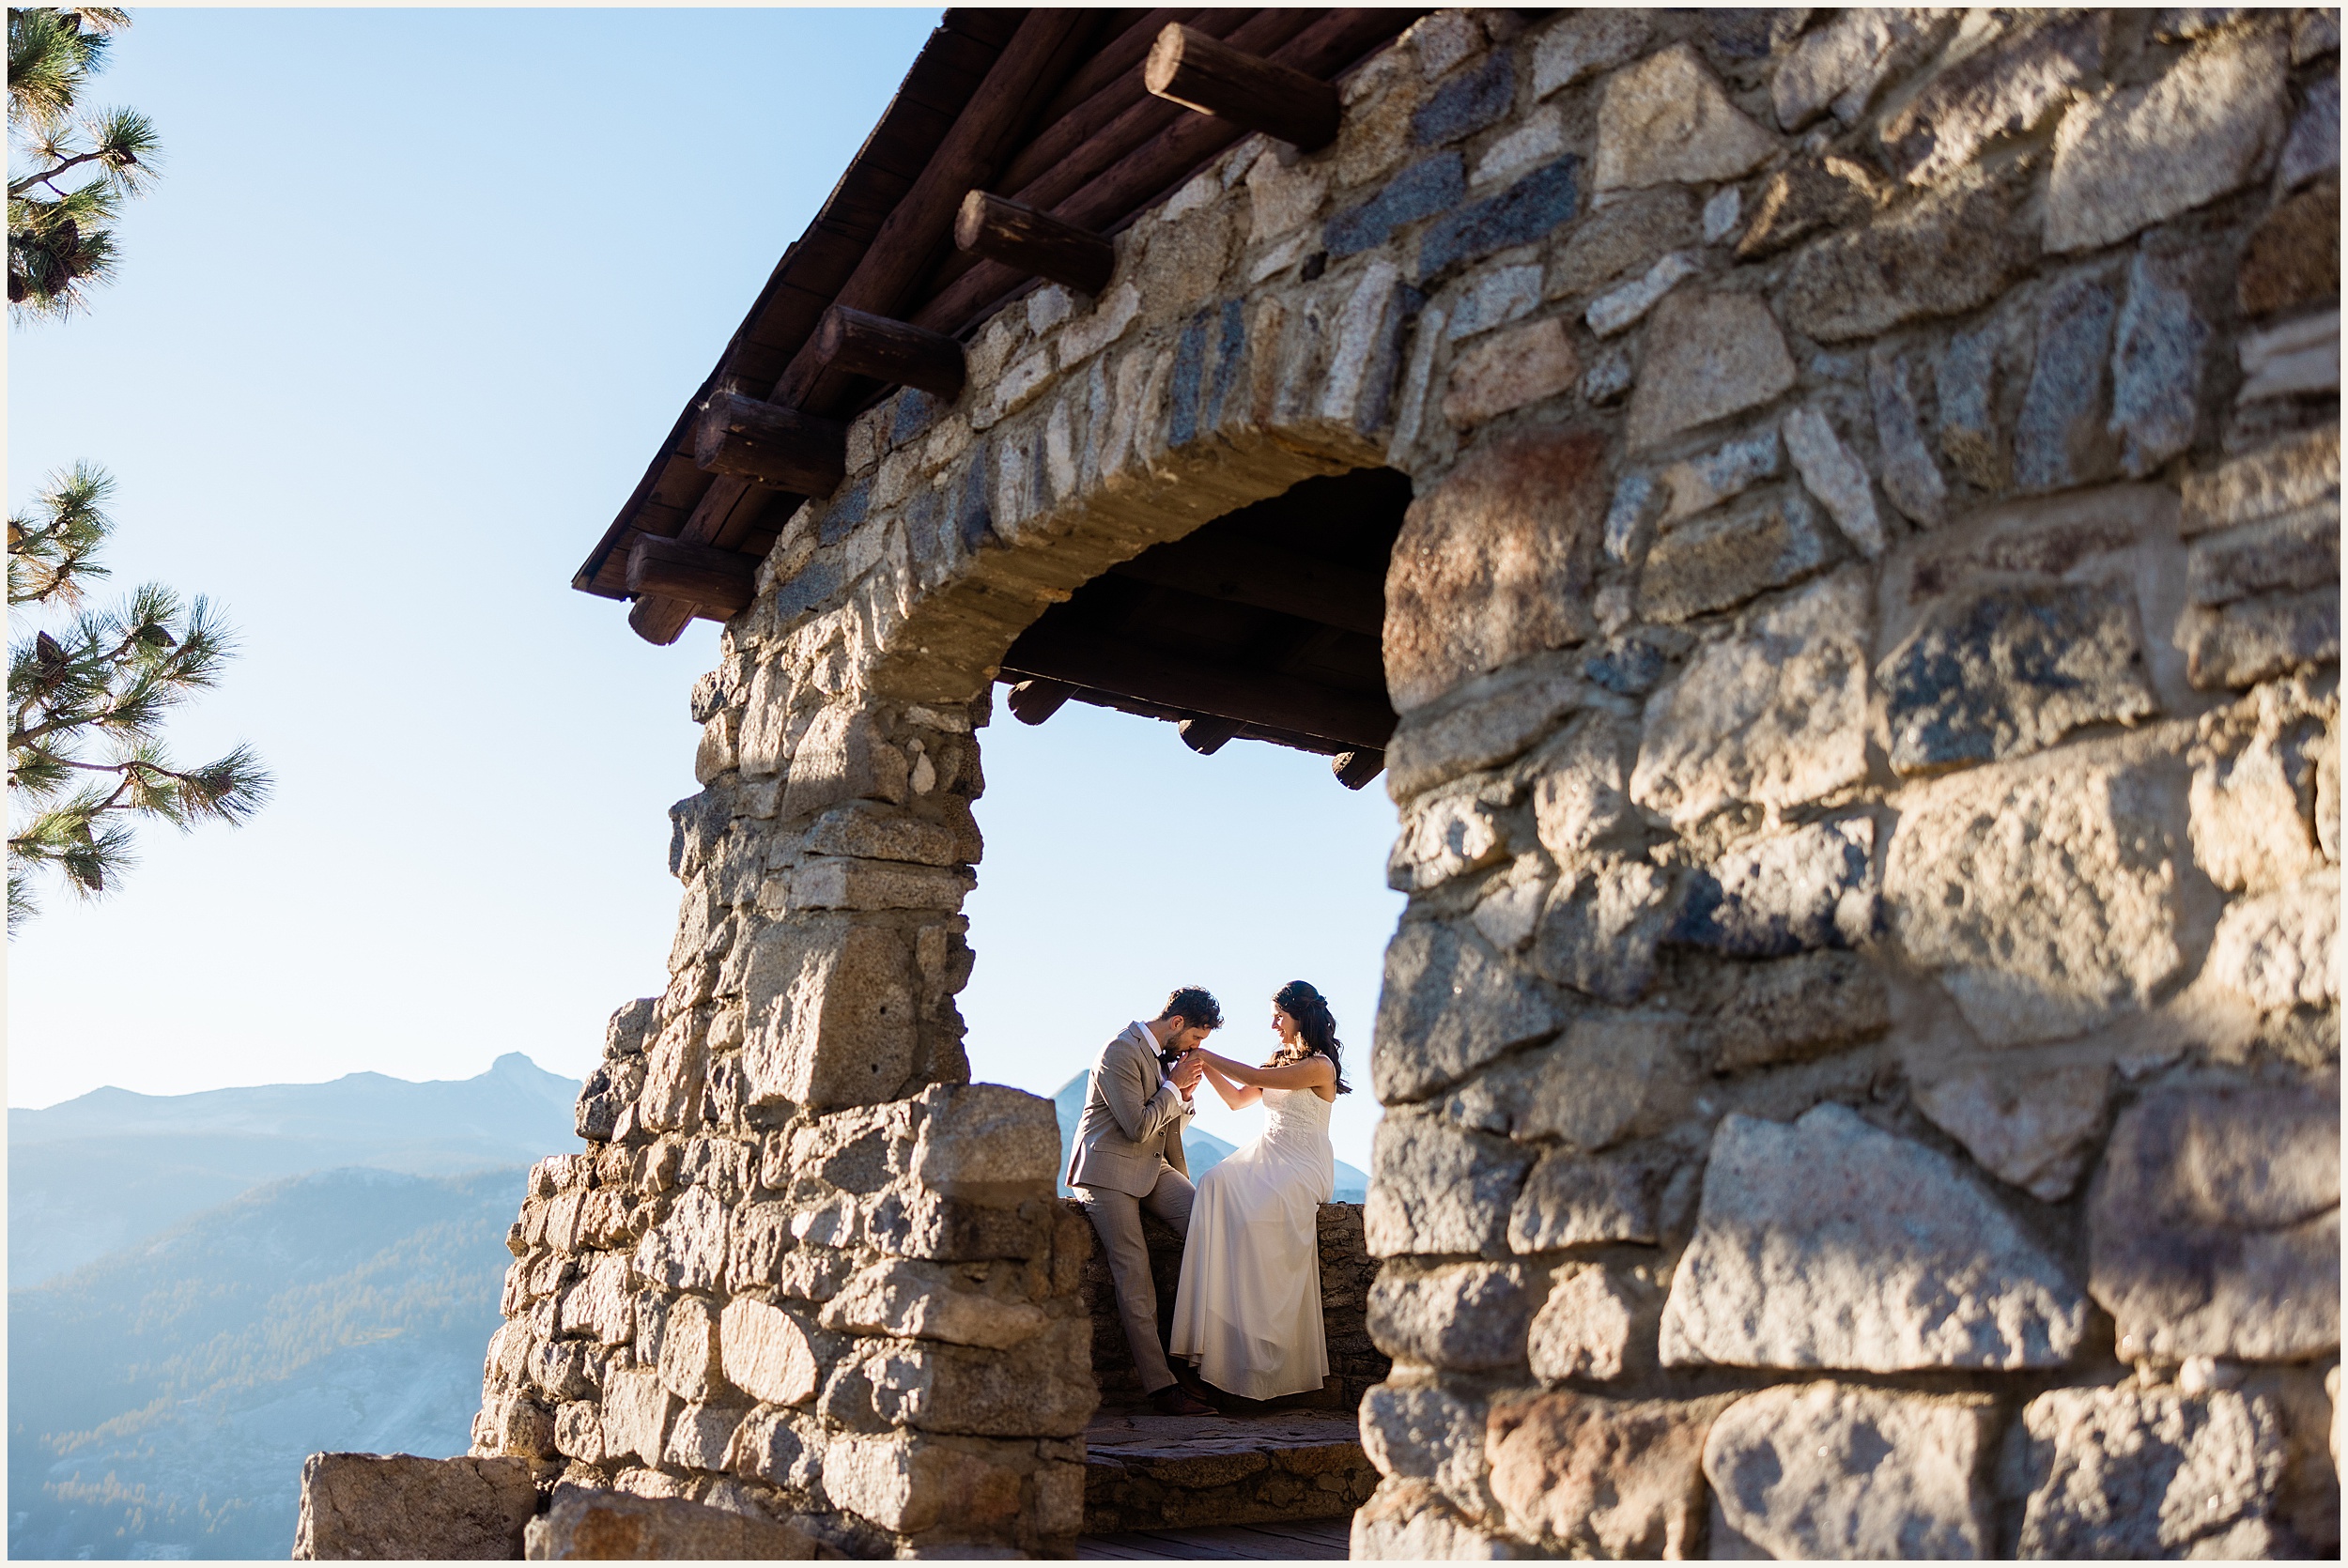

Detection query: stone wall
(470, 7), (2340, 1557)
(1077, 1199), (1390, 1411)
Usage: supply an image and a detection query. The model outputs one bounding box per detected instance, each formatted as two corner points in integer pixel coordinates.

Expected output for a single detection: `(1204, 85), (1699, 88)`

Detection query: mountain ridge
(8, 1053), (582, 1286)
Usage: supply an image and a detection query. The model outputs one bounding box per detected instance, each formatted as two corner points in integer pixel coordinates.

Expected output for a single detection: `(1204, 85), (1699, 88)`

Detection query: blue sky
(7, 8), (1404, 1171)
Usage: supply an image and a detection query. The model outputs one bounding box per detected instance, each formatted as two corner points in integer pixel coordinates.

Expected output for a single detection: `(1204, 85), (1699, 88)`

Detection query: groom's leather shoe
(1172, 1368), (1218, 1405)
(1150, 1385), (1217, 1417)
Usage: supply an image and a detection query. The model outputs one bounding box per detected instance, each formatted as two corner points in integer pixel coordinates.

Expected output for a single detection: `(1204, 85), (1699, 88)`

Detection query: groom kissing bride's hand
(1067, 981), (1354, 1417)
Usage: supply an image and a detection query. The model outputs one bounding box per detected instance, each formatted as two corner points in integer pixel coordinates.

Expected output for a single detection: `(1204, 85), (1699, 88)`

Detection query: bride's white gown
(1169, 1086), (1336, 1399)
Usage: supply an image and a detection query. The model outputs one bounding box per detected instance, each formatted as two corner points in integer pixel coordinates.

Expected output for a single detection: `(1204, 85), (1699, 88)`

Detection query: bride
(1168, 980), (1351, 1401)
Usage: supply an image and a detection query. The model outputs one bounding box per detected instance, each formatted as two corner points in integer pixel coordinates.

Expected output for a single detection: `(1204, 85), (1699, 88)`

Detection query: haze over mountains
(8, 1057), (1364, 1559)
(9, 1052), (582, 1284)
(8, 1055), (581, 1560)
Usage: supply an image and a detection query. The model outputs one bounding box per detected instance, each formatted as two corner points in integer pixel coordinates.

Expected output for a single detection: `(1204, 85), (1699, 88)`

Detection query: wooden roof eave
(573, 8), (1033, 601)
(577, 7), (1425, 612)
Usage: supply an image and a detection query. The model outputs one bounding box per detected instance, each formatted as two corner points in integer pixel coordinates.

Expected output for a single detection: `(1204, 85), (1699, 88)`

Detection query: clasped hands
(1167, 1048), (1209, 1093)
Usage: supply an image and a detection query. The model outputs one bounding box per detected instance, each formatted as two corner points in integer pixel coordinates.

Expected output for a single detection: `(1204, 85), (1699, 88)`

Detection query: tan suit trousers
(1073, 1164), (1195, 1394)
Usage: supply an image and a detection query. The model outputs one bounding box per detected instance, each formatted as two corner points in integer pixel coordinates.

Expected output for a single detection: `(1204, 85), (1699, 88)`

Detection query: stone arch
(474, 9), (2341, 1560)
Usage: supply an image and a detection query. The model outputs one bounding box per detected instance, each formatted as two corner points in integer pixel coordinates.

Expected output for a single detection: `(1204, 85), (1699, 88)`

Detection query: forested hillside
(8, 1168), (523, 1560)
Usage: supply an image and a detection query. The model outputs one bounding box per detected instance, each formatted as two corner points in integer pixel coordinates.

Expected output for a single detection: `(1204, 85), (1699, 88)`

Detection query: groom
(1067, 986), (1223, 1416)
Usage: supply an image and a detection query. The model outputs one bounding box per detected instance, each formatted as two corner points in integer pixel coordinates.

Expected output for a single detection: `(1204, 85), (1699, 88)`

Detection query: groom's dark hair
(1156, 986), (1224, 1031)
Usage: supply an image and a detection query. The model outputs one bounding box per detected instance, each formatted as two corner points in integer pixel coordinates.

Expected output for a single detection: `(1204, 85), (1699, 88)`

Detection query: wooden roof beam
(693, 393), (849, 494)
(1178, 715), (1241, 755)
(812, 304), (966, 400)
(954, 192), (1116, 296)
(1144, 23), (1340, 150)
(1006, 677), (1074, 725)
(626, 535), (759, 621)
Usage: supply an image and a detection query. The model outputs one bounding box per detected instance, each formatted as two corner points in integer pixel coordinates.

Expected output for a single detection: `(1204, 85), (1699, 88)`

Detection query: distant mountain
(9, 1052), (580, 1285)
(8, 1166), (524, 1560)
(6, 1054), (581, 1560)
(1052, 1071), (1368, 1201)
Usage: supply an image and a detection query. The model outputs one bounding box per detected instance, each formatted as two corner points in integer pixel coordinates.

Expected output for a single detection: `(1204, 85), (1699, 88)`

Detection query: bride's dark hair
(1272, 980), (1352, 1095)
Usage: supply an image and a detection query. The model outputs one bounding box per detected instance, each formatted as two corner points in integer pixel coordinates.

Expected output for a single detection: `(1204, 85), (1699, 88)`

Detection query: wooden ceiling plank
(1108, 533), (1385, 638)
(993, 9), (1234, 196)
(991, 12), (1302, 225)
(814, 305), (969, 399)
(1029, 8), (1191, 125)
(1001, 623), (1396, 747)
(917, 12), (1414, 337)
(633, 9), (1097, 603)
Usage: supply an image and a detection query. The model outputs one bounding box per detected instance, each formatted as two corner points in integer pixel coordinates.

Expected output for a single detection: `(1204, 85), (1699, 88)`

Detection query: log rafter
(587, 8), (1426, 646)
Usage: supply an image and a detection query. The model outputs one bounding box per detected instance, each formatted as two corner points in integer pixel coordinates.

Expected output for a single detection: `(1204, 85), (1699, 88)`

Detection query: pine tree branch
(8, 146), (107, 196)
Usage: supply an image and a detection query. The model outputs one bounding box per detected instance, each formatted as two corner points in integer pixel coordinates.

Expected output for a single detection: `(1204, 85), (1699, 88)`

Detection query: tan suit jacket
(1065, 1022), (1193, 1196)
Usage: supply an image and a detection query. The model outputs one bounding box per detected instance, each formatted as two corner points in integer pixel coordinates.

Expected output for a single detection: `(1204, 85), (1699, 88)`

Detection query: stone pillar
(472, 685), (1095, 1555)
(1348, 8), (2339, 1559)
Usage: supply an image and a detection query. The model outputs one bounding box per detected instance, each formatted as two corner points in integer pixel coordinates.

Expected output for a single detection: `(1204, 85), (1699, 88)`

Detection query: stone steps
(1080, 1411), (1379, 1535)
(1076, 1516), (1353, 1560)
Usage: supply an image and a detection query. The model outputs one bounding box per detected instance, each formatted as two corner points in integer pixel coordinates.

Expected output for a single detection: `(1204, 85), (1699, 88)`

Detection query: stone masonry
(468, 8), (2340, 1557)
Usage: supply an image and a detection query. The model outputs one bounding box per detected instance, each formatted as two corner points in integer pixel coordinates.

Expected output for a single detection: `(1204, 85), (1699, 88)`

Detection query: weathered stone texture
(1352, 1478), (1533, 1560)
(2091, 1086), (2340, 1363)
(524, 1485), (817, 1559)
(1661, 1105), (2087, 1371)
(1914, 1060), (2112, 1203)
(1548, 188), (1698, 300)
(1444, 1013), (1692, 1156)
(1884, 745), (2186, 1047)
(1638, 486), (1835, 623)
(1530, 859), (1675, 1004)
(1531, 10), (1648, 100)
(1592, 44), (1776, 192)
(2239, 178), (2340, 320)
(2203, 867), (2340, 1014)
(1385, 427), (1607, 713)
(295, 1453), (539, 1560)
(2014, 1385), (2288, 1558)
(1630, 570), (1873, 827)
(1367, 1111), (1536, 1258)
(1359, 1384), (1495, 1521)
(1878, 12), (2106, 189)
(1670, 821), (1875, 959)
(2189, 676), (2334, 892)
(1373, 919), (1562, 1103)
(1368, 1262), (1538, 1373)
(741, 922), (916, 1110)
(1705, 1384), (1998, 1559)
(1779, 160), (2039, 342)
(1878, 578), (2160, 775)
(1486, 1391), (1721, 1556)
(1738, 155), (1878, 261)
(1510, 1145), (1676, 1253)
(2046, 24), (2291, 254)
(1526, 1263), (1642, 1381)
(1703, 950), (1892, 1074)
(1624, 290), (1798, 453)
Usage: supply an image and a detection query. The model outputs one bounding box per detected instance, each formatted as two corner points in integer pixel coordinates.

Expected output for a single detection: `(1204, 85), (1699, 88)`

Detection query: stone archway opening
(958, 465), (1417, 1536)
(997, 465), (1413, 789)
